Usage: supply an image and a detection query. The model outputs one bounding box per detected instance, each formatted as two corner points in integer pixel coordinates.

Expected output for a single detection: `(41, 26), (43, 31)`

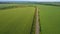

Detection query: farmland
(0, 5), (35, 34)
(0, 4), (18, 8)
(39, 5), (60, 34)
(0, 2), (60, 34)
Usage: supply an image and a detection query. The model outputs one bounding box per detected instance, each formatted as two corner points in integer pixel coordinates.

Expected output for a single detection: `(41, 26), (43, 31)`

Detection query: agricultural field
(0, 3), (60, 34)
(0, 4), (18, 8)
(38, 5), (60, 34)
(0, 5), (35, 34)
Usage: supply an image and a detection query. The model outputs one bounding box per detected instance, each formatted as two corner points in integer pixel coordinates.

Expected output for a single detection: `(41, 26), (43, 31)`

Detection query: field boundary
(0, 6), (34, 10)
(30, 7), (40, 34)
(30, 7), (36, 34)
(35, 7), (40, 34)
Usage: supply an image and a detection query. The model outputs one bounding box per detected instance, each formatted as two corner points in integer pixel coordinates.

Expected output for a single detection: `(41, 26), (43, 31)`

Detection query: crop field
(0, 4), (60, 34)
(0, 5), (35, 34)
(0, 4), (18, 8)
(39, 5), (60, 34)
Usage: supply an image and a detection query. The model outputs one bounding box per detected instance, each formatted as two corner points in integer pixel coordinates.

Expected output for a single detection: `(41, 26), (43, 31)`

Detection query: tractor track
(35, 7), (40, 34)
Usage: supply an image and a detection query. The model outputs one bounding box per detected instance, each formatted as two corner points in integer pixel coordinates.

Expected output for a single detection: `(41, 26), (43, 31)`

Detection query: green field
(0, 7), (35, 34)
(0, 4), (60, 34)
(39, 5), (60, 34)
(0, 4), (17, 8)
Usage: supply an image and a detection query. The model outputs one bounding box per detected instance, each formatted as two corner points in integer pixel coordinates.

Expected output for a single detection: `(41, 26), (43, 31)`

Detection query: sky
(0, 0), (60, 2)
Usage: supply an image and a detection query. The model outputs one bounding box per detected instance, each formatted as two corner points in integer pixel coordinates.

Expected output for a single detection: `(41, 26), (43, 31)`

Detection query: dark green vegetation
(0, 4), (20, 9)
(0, 6), (35, 34)
(38, 2), (60, 6)
(39, 5), (60, 34)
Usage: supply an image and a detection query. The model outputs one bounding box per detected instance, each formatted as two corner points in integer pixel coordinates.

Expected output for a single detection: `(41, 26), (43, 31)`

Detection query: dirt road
(35, 7), (40, 34)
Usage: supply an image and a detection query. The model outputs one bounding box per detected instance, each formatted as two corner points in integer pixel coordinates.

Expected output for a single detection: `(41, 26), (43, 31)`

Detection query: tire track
(35, 7), (40, 34)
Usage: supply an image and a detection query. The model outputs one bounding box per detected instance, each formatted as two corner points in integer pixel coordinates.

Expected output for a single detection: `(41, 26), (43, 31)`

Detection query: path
(35, 7), (40, 34)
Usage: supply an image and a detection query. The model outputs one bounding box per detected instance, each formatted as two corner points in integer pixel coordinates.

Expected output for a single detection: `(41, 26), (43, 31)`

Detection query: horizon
(0, 0), (60, 2)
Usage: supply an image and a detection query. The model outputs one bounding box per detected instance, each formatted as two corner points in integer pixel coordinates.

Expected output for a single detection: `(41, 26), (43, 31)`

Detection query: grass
(38, 5), (60, 34)
(0, 4), (19, 8)
(0, 7), (35, 34)
(0, 4), (60, 34)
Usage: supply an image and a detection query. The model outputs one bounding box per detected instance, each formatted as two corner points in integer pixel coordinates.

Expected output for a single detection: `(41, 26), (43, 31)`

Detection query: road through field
(35, 7), (40, 34)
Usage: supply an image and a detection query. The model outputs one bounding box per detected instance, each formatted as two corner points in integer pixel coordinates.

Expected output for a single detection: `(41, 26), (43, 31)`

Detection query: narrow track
(35, 7), (40, 34)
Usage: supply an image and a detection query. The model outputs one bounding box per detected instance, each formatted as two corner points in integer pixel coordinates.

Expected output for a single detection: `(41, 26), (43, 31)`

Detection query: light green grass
(0, 7), (35, 34)
(38, 5), (60, 34)
(0, 4), (20, 9)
